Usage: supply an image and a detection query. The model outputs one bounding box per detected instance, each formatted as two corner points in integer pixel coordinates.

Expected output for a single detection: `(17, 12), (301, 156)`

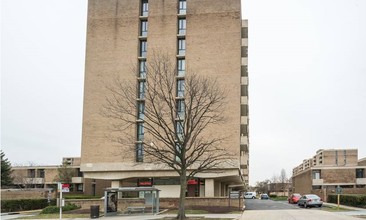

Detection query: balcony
(312, 179), (324, 185)
(356, 178), (366, 185)
(72, 177), (84, 184)
(241, 154), (249, 165)
(242, 169), (249, 175)
(24, 178), (44, 184)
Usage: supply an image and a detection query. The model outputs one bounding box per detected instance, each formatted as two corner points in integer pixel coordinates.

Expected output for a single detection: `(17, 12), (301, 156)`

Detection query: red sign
(62, 184), (70, 192)
(187, 180), (198, 185)
(138, 181), (152, 186)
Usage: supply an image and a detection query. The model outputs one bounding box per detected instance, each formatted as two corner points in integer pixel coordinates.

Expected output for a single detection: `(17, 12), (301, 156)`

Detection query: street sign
(62, 184), (70, 193)
(336, 186), (342, 195)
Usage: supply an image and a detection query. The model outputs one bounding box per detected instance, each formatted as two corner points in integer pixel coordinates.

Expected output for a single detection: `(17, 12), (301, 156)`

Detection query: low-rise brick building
(11, 157), (111, 196)
(292, 149), (366, 201)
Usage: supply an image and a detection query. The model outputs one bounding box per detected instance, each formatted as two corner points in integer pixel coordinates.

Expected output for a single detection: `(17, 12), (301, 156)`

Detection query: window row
(141, 17), (185, 37)
(178, 19), (186, 35)
(140, 40), (147, 57)
(141, 20), (148, 36)
(137, 100), (184, 120)
(179, 0), (186, 15)
(140, 19), (185, 38)
(138, 59), (184, 79)
(178, 39), (185, 55)
(137, 80), (184, 99)
(141, 0), (185, 16)
(141, 0), (148, 17)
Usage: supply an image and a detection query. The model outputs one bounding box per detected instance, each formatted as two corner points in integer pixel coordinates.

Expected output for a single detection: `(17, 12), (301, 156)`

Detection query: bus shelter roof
(105, 187), (161, 192)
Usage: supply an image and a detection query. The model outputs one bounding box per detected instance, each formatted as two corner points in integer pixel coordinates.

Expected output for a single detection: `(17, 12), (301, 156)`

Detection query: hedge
(40, 203), (80, 214)
(63, 194), (100, 199)
(328, 194), (366, 208)
(1, 199), (56, 212)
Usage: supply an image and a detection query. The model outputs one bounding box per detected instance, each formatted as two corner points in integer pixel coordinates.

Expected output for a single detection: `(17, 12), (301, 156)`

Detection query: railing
(312, 179), (324, 185)
(72, 177), (84, 184)
(356, 178), (366, 185)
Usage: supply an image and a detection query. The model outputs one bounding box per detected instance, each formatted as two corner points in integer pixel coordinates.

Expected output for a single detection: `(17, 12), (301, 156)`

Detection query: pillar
(205, 179), (215, 197)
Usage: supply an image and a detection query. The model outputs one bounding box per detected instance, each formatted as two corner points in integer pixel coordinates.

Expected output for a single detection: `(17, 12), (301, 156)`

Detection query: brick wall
(66, 197), (241, 212)
(1, 189), (56, 200)
(292, 170), (312, 195)
(322, 169), (355, 184)
(312, 187), (366, 202)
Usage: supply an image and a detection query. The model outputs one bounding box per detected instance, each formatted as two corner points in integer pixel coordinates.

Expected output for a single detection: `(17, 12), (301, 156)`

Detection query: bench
(127, 206), (145, 214)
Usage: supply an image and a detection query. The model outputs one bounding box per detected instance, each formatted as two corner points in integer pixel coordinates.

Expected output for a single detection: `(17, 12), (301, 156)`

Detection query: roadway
(243, 198), (366, 220)
(2, 199), (365, 220)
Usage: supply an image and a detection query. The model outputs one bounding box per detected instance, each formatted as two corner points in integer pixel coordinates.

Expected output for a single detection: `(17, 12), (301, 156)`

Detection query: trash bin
(90, 205), (100, 219)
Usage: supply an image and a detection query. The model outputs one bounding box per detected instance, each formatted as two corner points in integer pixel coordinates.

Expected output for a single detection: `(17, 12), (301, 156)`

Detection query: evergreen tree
(1, 150), (14, 186)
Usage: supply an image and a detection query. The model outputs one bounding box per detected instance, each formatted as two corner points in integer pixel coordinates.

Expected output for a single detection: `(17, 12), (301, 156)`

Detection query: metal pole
(58, 182), (62, 220)
(337, 194), (340, 210)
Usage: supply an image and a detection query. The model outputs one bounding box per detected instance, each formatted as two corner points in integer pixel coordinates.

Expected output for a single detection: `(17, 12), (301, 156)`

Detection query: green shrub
(328, 194), (366, 208)
(269, 194), (277, 198)
(1, 199), (56, 212)
(64, 194), (100, 199)
(40, 203), (80, 214)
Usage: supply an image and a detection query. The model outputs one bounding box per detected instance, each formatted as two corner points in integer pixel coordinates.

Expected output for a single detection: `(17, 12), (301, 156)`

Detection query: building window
(178, 39), (186, 55)
(177, 59), (185, 77)
(28, 169), (35, 178)
(241, 27), (248, 38)
(175, 143), (182, 162)
(141, 0), (148, 17)
(138, 81), (145, 99)
(141, 20), (148, 36)
(77, 184), (83, 192)
(77, 168), (83, 177)
(176, 121), (184, 140)
(178, 19), (186, 35)
(178, 0), (186, 14)
(137, 122), (144, 141)
(138, 102), (145, 120)
(136, 143), (144, 162)
(312, 170), (321, 179)
(241, 65), (248, 77)
(356, 169), (364, 178)
(38, 169), (45, 178)
(241, 46), (248, 57)
(177, 100), (185, 118)
(139, 60), (146, 78)
(177, 79), (185, 97)
(140, 40), (147, 57)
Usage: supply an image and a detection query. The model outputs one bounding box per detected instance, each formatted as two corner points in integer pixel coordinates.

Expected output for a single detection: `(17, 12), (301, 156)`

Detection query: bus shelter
(104, 187), (160, 216)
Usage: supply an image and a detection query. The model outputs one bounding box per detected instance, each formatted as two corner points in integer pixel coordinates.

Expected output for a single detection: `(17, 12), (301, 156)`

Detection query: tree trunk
(177, 170), (187, 220)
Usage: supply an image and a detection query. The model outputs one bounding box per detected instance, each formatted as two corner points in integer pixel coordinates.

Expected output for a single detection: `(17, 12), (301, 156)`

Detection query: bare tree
(54, 162), (76, 184)
(279, 168), (288, 196)
(102, 53), (233, 219)
(280, 169), (287, 184)
(255, 179), (270, 194)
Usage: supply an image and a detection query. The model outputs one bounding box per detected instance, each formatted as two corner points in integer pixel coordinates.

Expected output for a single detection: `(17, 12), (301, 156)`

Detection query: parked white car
(244, 192), (257, 199)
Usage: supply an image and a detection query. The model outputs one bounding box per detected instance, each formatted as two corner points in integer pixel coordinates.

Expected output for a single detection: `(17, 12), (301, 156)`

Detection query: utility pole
(58, 182), (63, 220)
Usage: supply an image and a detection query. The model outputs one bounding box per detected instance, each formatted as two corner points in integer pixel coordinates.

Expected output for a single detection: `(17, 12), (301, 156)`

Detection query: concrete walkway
(2, 203), (364, 220)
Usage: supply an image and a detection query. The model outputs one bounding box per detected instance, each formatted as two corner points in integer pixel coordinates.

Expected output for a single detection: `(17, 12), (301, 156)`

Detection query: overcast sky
(1, 0), (366, 186)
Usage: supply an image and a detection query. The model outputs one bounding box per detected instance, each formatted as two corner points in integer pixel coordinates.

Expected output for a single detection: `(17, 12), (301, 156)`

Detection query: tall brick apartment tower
(81, 0), (249, 197)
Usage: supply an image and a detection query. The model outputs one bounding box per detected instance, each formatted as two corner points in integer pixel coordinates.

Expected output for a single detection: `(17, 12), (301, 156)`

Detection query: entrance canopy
(104, 187), (160, 216)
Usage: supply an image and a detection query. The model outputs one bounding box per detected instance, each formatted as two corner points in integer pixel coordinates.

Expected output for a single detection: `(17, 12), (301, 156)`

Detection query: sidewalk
(324, 202), (366, 211)
(1, 211), (243, 220)
(324, 202), (366, 217)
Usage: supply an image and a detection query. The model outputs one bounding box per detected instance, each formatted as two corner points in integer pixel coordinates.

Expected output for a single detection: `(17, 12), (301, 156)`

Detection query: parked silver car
(297, 194), (323, 208)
